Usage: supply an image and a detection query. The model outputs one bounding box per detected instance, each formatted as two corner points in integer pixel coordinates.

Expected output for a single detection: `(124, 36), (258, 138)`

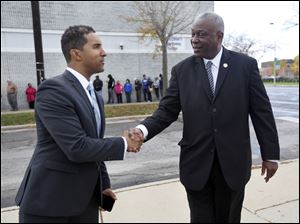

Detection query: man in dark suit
(131, 12), (280, 223)
(15, 25), (141, 223)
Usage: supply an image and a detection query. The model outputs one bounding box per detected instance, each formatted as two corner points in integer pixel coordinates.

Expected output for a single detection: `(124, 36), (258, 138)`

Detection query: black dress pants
(186, 156), (245, 223)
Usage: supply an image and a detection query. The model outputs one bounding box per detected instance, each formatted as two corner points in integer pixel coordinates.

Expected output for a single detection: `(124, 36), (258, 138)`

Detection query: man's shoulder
(38, 71), (69, 90)
(226, 48), (256, 63)
(173, 55), (195, 69)
(171, 55), (195, 74)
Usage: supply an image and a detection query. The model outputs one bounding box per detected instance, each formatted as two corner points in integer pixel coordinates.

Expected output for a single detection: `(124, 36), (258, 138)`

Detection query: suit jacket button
(214, 128), (218, 133)
(212, 108), (217, 112)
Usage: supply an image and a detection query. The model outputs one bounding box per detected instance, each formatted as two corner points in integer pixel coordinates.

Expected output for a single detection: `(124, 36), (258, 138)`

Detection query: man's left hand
(261, 161), (278, 183)
(102, 188), (117, 200)
(100, 188), (117, 212)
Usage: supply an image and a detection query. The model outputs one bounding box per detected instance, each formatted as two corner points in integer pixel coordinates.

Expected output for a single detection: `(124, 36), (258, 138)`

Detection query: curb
(0, 115), (152, 132)
(1, 124), (36, 131)
(1, 113), (183, 132)
(1, 206), (18, 213)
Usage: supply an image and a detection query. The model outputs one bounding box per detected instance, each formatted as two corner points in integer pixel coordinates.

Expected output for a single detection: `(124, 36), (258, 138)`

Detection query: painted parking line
(273, 108), (299, 115)
(277, 117), (299, 123)
(271, 101), (299, 105)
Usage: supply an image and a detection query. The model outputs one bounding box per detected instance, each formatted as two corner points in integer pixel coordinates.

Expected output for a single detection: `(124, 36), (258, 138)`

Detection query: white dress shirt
(203, 47), (223, 92)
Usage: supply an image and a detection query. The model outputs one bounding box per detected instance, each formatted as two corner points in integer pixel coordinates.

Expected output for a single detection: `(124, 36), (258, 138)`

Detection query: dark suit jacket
(141, 48), (280, 191)
(15, 70), (125, 217)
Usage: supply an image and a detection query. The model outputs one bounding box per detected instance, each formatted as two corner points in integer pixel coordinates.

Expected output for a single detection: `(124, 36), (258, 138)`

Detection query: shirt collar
(203, 47), (223, 68)
(66, 67), (91, 90)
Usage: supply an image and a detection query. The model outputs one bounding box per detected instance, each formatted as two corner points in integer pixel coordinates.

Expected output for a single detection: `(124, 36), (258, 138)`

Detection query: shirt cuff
(266, 160), (279, 164)
(136, 124), (148, 139)
(121, 137), (127, 159)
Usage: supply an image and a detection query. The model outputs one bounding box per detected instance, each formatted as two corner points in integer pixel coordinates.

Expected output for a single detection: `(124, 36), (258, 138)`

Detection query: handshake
(123, 128), (144, 153)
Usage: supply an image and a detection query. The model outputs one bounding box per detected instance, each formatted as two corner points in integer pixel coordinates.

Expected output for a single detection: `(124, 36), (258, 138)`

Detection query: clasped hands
(123, 128), (144, 153)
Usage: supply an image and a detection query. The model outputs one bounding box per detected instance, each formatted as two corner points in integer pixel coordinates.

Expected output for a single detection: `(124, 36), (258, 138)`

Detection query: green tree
(123, 1), (201, 93)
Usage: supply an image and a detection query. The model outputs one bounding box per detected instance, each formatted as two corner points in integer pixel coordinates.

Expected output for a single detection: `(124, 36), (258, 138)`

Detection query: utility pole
(31, 1), (45, 86)
(270, 22), (276, 85)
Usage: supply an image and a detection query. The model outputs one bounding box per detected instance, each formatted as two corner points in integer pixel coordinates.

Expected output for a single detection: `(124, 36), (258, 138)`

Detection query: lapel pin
(223, 63), (228, 68)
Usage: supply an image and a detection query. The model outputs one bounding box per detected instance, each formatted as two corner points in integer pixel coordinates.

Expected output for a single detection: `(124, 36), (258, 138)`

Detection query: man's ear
(217, 31), (224, 42)
(70, 49), (82, 61)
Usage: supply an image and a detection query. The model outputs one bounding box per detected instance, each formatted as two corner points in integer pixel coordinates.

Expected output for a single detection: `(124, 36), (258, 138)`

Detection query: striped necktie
(206, 61), (215, 96)
(87, 83), (101, 137)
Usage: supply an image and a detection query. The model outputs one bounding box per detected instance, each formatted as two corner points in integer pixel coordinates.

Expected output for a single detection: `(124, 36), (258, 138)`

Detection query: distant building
(260, 59), (295, 79)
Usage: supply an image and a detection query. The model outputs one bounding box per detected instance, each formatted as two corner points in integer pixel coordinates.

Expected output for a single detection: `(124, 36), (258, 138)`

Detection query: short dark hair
(61, 25), (95, 63)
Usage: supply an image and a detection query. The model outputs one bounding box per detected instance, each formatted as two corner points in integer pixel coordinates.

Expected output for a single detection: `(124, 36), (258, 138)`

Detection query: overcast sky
(214, 1), (299, 64)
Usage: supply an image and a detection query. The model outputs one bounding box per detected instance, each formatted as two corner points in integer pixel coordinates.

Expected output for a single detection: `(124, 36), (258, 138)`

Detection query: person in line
(130, 12), (280, 223)
(142, 74), (148, 102)
(153, 77), (160, 100)
(147, 77), (153, 102)
(114, 80), (123, 104)
(6, 79), (18, 111)
(25, 83), (37, 109)
(107, 74), (115, 104)
(134, 78), (142, 102)
(124, 79), (132, 103)
(93, 75), (103, 97)
(15, 25), (141, 223)
(159, 73), (163, 98)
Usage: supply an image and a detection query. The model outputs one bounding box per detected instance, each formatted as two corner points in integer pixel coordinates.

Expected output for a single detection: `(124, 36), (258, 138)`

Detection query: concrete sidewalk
(1, 159), (298, 223)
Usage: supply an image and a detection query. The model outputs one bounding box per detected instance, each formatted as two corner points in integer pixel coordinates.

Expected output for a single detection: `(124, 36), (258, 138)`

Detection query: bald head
(192, 12), (224, 33)
(193, 12), (224, 33)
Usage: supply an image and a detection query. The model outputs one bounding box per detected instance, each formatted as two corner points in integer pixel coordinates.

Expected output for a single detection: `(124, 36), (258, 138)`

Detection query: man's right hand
(129, 128), (144, 143)
(123, 129), (144, 153)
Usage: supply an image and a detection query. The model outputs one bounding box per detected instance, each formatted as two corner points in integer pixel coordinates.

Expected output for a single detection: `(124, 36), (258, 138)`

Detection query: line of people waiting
(4, 73), (163, 111)
(104, 73), (163, 104)
(4, 80), (37, 111)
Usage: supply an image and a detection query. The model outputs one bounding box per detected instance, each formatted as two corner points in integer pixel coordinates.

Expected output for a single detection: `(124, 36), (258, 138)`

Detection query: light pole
(31, 1), (45, 86)
(270, 22), (276, 85)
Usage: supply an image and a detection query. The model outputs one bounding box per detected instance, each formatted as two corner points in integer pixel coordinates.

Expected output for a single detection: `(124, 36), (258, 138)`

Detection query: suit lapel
(95, 93), (105, 138)
(64, 71), (94, 113)
(194, 57), (213, 102)
(214, 49), (231, 101)
(63, 70), (98, 134)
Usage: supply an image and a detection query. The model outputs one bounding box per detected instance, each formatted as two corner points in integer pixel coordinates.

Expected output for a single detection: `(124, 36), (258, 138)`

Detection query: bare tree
(123, 1), (201, 92)
(223, 33), (274, 62)
(284, 1), (299, 30)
